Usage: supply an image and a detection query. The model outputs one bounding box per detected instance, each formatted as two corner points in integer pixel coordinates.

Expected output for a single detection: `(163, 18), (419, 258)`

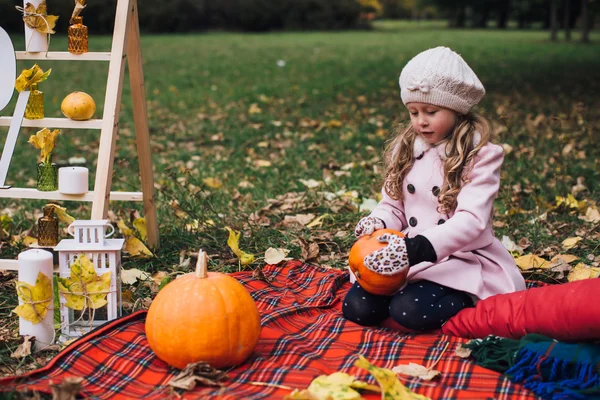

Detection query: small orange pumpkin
(145, 251), (261, 369)
(348, 229), (408, 296)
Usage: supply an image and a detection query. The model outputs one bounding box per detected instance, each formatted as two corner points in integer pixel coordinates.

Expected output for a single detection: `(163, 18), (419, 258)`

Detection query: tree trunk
(455, 7), (467, 28)
(564, 0), (571, 40)
(496, 0), (511, 29)
(550, 0), (559, 41)
(581, 0), (590, 43)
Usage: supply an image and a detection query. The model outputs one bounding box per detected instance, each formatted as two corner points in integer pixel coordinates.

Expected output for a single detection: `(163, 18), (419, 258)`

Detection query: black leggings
(342, 280), (474, 331)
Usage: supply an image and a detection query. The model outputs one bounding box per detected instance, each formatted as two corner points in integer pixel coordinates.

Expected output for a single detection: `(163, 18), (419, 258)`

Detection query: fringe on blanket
(464, 334), (600, 400)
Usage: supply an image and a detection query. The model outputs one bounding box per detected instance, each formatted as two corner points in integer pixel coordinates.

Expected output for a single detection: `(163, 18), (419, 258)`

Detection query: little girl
(343, 47), (526, 331)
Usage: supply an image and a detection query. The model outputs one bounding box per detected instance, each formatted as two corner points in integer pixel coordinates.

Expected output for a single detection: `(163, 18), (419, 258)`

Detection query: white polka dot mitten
(364, 233), (410, 275)
(354, 216), (386, 238)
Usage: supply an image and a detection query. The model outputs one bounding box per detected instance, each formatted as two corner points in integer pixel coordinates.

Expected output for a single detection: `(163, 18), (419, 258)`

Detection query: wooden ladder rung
(16, 51), (112, 61)
(0, 188), (143, 202)
(0, 117), (103, 129)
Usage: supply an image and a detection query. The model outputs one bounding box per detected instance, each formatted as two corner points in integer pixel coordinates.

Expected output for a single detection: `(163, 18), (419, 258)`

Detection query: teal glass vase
(37, 161), (58, 191)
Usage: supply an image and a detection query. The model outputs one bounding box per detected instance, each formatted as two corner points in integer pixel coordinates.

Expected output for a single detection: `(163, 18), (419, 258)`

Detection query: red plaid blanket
(1, 261), (538, 399)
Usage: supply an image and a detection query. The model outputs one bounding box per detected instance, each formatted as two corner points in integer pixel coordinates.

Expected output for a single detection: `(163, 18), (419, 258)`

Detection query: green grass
(1, 21), (599, 376)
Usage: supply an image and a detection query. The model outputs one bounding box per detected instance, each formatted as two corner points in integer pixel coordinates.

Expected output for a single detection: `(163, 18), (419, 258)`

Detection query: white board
(0, 26), (16, 112)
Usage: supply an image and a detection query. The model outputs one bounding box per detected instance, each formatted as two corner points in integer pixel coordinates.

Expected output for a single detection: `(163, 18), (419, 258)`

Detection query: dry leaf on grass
(225, 227), (255, 265)
(567, 263), (600, 282)
(124, 237), (153, 258)
(167, 361), (228, 390)
(580, 206), (600, 223)
(297, 238), (319, 263)
(515, 254), (548, 270)
(264, 247), (292, 265)
(121, 268), (151, 285)
(562, 237), (583, 250)
(10, 335), (34, 359)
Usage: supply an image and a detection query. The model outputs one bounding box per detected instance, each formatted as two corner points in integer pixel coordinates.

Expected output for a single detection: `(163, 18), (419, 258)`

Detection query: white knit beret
(399, 47), (485, 115)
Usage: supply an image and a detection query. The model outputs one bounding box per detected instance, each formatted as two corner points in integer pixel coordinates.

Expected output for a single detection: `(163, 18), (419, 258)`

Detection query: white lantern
(55, 220), (123, 338)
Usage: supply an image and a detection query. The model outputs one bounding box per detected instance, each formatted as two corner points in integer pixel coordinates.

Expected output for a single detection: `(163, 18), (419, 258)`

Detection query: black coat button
(409, 217), (418, 227)
(438, 219), (446, 225)
(407, 184), (415, 194)
(432, 186), (440, 196)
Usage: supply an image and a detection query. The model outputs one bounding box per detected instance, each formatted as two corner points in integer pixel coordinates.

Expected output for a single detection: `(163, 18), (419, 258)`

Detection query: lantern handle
(105, 223), (115, 238)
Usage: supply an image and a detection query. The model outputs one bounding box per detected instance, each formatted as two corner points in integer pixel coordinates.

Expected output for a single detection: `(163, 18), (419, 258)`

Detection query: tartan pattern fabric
(1, 261), (539, 399)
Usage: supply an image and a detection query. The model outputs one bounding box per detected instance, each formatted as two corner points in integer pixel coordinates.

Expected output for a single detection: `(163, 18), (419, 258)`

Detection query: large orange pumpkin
(145, 251), (261, 369)
(348, 229), (408, 296)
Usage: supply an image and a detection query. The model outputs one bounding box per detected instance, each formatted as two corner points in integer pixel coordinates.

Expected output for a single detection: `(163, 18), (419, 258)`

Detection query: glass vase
(38, 206), (59, 246)
(37, 162), (58, 191)
(25, 84), (44, 120)
(68, 16), (88, 55)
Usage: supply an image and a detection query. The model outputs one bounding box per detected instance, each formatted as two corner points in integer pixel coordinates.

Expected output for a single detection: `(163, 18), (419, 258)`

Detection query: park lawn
(0, 21), (599, 376)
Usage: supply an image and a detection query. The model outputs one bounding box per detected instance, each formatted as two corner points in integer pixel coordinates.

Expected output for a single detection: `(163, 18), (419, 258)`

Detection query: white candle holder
(58, 167), (89, 195)
(22, 0), (49, 53)
(55, 221), (123, 338)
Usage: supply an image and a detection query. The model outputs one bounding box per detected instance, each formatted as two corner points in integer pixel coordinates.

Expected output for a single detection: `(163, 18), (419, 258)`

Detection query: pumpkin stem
(195, 250), (208, 278)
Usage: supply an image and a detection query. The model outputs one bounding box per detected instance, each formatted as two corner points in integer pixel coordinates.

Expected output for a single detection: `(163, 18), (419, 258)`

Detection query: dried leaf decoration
(168, 361), (228, 390)
(12, 272), (53, 324)
(562, 237), (582, 250)
(45, 203), (75, 225)
(225, 227), (255, 265)
(354, 355), (431, 400)
(21, 2), (59, 34)
(15, 64), (52, 92)
(286, 372), (379, 400)
(58, 254), (111, 310)
(28, 127), (59, 164)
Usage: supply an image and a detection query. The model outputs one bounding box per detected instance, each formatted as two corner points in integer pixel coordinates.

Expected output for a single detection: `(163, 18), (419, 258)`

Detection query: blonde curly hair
(382, 112), (492, 214)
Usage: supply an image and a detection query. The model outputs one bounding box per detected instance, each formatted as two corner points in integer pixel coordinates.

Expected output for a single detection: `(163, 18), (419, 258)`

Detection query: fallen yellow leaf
(306, 214), (331, 229)
(327, 120), (343, 128)
(124, 237), (153, 258)
(117, 219), (134, 236)
(12, 272), (53, 324)
(550, 254), (579, 264)
(121, 268), (151, 285)
(225, 227), (255, 266)
(515, 254), (548, 270)
(133, 217), (147, 241)
(562, 237), (583, 250)
(567, 263), (600, 282)
(580, 206), (600, 223)
(203, 177), (222, 189)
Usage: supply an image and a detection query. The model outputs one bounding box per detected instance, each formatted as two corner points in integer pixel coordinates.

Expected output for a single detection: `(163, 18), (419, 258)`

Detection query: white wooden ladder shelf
(0, 0), (159, 251)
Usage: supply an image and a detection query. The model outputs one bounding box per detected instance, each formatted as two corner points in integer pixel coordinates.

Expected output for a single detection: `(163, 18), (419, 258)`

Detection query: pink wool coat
(365, 135), (526, 300)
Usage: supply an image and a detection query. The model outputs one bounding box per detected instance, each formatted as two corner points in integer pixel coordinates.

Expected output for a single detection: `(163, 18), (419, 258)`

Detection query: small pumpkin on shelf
(348, 229), (408, 296)
(145, 250), (262, 369)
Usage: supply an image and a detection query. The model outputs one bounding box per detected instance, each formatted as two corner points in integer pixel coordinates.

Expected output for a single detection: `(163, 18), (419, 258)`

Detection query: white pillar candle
(59, 167), (89, 195)
(18, 249), (54, 352)
(23, 0), (49, 53)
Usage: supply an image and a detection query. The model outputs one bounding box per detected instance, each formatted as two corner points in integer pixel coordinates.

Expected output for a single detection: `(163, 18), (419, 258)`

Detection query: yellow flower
(28, 127), (60, 163)
(15, 64), (51, 92)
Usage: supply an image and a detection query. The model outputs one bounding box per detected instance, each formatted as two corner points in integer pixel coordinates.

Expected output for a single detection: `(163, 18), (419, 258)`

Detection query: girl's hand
(354, 216), (385, 238)
(364, 233), (410, 275)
